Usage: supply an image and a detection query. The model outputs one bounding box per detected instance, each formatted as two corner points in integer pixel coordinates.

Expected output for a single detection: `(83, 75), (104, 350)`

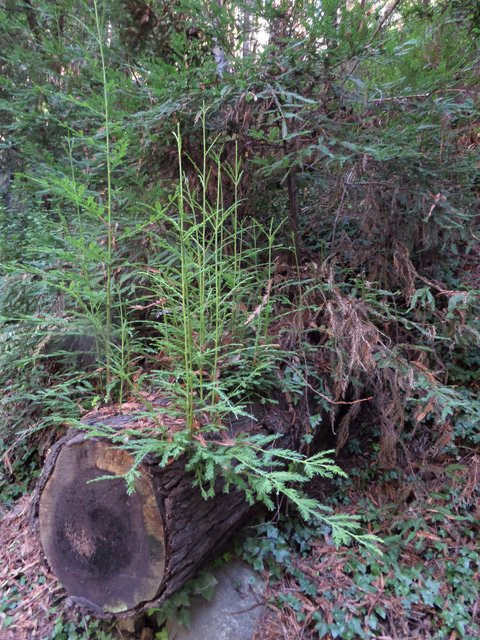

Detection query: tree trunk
(32, 396), (304, 616)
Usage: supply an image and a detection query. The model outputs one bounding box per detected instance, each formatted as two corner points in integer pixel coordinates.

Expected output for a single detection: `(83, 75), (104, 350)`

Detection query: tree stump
(32, 397), (304, 616)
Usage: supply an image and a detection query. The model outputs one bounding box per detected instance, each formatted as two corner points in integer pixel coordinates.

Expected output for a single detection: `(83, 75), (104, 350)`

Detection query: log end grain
(39, 440), (165, 613)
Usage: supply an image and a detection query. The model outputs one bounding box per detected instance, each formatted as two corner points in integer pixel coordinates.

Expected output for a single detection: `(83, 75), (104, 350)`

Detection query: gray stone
(166, 561), (265, 640)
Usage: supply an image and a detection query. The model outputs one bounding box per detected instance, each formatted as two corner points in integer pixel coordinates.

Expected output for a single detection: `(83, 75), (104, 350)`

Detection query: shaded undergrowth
(1, 431), (478, 640)
(244, 444), (480, 640)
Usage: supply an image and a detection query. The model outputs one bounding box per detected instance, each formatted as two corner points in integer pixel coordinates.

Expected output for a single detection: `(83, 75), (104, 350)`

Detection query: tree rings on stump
(39, 439), (165, 613)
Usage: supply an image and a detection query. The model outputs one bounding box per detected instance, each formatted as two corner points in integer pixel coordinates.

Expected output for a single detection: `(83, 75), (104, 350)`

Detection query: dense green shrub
(0, 0), (479, 545)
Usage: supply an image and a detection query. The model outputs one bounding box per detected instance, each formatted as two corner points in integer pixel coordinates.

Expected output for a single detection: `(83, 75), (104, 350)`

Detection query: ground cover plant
(244, 440), (480, 639)
(1, 0), (479, 638)
(2, 430), (478, 639)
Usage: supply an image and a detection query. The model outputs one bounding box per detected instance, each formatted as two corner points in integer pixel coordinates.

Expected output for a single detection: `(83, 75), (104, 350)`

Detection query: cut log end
(39, 440), (165, 613)
(35, 396), (306, 616)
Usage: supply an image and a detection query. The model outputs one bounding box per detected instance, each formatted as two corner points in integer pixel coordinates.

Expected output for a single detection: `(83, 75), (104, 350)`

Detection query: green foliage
(148, 571), (218, 629)
(0, 1), (480, 633)
(86, 415), (379, 549)
(0, 441), (40, 508)
(241, 454), (480, 639)
(49, 616), (117, 640)
(140, 121), (284, 430)
(1, 0), (479, 469)
(186, 438), (379, 549)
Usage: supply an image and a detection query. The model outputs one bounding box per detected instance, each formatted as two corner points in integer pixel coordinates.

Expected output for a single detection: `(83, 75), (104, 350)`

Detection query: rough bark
(32, 396), (305, 617)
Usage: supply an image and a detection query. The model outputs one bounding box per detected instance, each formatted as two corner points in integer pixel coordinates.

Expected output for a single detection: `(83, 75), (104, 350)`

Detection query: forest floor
(1, 440), (479, 640)
(251, 448), (480, 640)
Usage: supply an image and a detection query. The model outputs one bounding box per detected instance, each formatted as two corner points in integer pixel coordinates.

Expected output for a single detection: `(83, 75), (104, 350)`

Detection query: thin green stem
(175, 127), (194, 435)
(93, 0), (113, 387)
